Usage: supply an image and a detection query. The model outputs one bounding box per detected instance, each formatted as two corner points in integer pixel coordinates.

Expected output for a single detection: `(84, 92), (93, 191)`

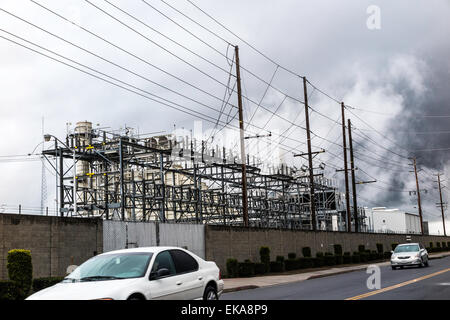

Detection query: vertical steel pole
(303, 77), (316, 231)
(348, 119), (358, 232)
(341, 102), (351, 232)
(235, 45), (249, 227)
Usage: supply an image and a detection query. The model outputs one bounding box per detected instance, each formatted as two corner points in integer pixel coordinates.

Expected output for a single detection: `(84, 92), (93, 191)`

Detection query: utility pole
(347, 119), (358, 232)
(235, 45), (249, 227)
(341, 102), (351, 232)
(436, 173), (447, 236)
(303, 77), (316, 231)
(410, 157), (424, 235)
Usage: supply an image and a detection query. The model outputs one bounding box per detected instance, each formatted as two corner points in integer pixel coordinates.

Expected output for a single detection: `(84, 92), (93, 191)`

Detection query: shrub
(352, 252), (361, 264)
(343, 252), (352, 264)
(288, 252), (297, 260)
(447, 242), (450, 249)
(254, 263), (266, 275)
(32, 277), (64, 293)
(276, 256), (285, 263)
(436, 242), (442, 252)
(442, 242), (446, 250)
(238, 261), (255, 277)
(429, 242), (434, 248)
(259, 246), (271, 273)
(425, 247), (431, 254)
(358, 245), (365, 253)
(376, 243), (384, 254)
(0, 280), (23, 300)
(314, 252), (325, 267)
(299, 257), (314, 269)
(7, 249), (32, 298)
(324, 253), (336, 266)
(269, 261), (284, 273)
(391, 243), (399, 251)
(333, 244), (343, 256)
(226, 258), (239, 278)
(302, 247), (312, 258)
(285, 259), (300, 271)
(335, 255), (343, 265)
(359, 251), (369, 263)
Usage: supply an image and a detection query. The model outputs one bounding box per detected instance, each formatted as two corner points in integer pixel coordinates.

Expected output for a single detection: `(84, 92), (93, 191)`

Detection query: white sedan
(27, 247), (224, 300)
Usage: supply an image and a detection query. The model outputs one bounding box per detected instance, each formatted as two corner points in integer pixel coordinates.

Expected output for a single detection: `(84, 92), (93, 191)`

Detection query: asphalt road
(221, 256), (450, 300)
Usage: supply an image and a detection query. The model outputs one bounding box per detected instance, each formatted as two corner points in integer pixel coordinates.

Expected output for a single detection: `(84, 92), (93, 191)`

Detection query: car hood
(392, 251), (419, 257)
(26, 278), (141, 300)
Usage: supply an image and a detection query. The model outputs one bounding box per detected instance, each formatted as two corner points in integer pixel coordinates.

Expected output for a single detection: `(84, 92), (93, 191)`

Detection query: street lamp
(44, 134), (77, 216)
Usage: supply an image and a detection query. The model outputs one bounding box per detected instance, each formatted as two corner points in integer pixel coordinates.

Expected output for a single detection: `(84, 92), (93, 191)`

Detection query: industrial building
(42, 121), (368, 231)
(366, 207), (428, 234)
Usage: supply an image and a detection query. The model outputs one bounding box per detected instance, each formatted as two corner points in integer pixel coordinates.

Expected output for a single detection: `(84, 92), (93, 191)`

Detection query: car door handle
(176, 281), (183, 286)
(198, 276), (203, 280)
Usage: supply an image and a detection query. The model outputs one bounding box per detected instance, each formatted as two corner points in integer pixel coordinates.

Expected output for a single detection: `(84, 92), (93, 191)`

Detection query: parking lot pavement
(223, 252), (450, 293)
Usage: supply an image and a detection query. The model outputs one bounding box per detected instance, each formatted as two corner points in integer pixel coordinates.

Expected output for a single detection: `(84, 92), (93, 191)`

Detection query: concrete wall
(205, 225), (450, 273)
(103, 221), (205, 258)
(0, 213), (102, 279)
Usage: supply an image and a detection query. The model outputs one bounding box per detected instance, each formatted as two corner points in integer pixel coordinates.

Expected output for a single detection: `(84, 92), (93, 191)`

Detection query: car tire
(424, 259), (429, 267)
(203, 285), (218, 300)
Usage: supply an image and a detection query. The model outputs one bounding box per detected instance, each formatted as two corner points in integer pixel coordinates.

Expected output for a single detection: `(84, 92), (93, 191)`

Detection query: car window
(394, 245), (420, 253)
(170, 250), (199, 274)
(151, 251), (176, 276)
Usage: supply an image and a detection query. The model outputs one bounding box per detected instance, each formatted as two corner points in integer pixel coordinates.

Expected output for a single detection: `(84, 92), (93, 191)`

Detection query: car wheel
(424, 258), (429, 267)
(203, 285), (218, 300)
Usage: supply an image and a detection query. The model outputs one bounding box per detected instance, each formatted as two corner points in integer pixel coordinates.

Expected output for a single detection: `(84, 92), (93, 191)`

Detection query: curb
(223, 285), (259, 293)
(223, 254), (450, 293)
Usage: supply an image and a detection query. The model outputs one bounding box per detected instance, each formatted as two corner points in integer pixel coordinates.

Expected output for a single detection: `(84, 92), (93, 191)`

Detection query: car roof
(397, 243), (419, 246)
(99, 246), (188, 255)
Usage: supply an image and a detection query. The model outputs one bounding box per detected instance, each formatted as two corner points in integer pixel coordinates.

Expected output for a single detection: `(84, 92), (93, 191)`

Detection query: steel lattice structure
(42, 122), (354, 230)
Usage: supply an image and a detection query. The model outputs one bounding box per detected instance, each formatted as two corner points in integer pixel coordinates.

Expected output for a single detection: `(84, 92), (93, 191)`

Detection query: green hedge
(352, 252), (361, 263)
(299, 257), (314, 269)
(384, 251), (392, 259)
(32, 277), (64, 293)
(259, 247), (271, 273)
(314, 252), (325, 267)
(324, 253), (336, 266)
(276, 256), (285, 263)
(226, 258), (239, 278)
(335, 255), (343, 265)
(287, 252), (297, 260)
(285, 259), (300, 271)
(376, 243), (384, 254)
(269, 261), (284, 273)
(238, 261), (255, 277)
(7, 249), (32, 298)
(254, 263), (266, 275)
(302, 247), (312, 258)
(343, 252), (352, 264)
(333, 244), (343, 256)
(0, 280), (23, 301)
(391, 243), (399, 251)
(358, 245), (365, 253)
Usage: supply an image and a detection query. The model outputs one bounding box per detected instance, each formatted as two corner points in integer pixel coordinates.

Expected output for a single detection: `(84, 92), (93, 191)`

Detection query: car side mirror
(150, 268), (170, 280)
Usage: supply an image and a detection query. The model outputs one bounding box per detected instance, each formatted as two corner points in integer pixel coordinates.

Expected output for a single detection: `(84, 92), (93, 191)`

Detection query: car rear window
(170, 250), (199, 274)
(394, 245), (419, 253)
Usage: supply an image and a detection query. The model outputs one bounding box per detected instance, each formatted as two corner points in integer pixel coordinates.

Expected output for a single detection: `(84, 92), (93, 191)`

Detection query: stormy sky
(0, 0), (449, 234)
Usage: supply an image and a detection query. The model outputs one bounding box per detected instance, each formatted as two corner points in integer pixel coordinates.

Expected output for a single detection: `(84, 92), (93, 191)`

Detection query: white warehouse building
(366, 207), (426, 234)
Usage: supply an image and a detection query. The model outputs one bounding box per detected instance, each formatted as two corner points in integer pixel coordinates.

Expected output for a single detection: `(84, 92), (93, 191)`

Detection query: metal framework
(42, 122), (353, 230)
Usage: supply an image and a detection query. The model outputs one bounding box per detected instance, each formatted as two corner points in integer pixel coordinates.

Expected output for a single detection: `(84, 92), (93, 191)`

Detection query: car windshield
(63, 252), (153, 282)
(394, 245), (420, 253)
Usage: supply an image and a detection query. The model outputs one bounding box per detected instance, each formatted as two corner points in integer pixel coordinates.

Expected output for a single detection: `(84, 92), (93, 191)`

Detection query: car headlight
(391, 255), (396, 260)
(415, 253), (420, 259)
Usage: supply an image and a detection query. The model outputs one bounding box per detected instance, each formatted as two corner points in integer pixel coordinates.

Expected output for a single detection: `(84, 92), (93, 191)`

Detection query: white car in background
(391, 243), (429, 270)
(26, 247), (223, 300)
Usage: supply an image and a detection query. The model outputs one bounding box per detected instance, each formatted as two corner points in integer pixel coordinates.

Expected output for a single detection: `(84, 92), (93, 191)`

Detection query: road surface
(222, 256), (450, 300)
